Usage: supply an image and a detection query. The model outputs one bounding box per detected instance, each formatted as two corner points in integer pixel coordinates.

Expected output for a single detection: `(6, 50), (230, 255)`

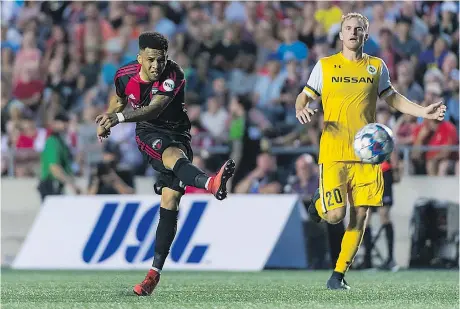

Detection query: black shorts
(135, 132), (193, 195)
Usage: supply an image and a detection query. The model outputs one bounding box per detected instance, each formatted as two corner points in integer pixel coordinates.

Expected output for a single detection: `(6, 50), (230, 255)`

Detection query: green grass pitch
(1, 269), (458, 309)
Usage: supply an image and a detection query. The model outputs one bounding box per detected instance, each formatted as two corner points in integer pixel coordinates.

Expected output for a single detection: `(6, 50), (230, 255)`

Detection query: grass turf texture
(1, 269), (458, 309)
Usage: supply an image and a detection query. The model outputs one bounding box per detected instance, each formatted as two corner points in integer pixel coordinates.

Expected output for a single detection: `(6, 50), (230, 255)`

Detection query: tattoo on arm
(107, 95), (128, 113)
(122, 95), (172, 122)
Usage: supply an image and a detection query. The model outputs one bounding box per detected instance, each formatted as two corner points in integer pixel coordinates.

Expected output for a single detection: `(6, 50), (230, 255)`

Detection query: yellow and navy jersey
(303, 52), (395, 164)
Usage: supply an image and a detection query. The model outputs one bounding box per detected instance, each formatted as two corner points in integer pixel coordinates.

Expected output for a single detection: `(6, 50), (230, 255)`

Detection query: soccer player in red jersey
(96, 32), (235, 296)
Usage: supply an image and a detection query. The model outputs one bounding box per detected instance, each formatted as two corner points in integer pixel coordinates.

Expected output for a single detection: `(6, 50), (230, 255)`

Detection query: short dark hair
(138, 32), (168, 51)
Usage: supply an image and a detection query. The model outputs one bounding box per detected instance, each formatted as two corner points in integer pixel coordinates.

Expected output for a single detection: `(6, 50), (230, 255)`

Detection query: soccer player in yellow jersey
(295, 13), (446, 290)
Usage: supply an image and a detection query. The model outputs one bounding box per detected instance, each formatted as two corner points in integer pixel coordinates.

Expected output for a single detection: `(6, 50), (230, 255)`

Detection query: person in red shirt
(412, 119), (458, 175)
(14, 117), (47, 176)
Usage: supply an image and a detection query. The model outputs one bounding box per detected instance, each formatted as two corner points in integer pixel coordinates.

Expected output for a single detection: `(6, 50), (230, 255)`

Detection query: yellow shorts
(318, 162), (384, 213)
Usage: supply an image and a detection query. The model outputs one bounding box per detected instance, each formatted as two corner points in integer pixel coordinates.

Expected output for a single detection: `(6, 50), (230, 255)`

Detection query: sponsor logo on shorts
(152, 139), (162, 150)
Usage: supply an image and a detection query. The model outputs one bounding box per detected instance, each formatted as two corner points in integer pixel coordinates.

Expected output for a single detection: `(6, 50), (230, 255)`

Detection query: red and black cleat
(207, 159), (236, 200)
(133, 269), (160, 296)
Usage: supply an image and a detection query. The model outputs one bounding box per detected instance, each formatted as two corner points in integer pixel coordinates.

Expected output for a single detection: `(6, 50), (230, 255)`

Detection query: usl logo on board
(82, 201), (209, 264)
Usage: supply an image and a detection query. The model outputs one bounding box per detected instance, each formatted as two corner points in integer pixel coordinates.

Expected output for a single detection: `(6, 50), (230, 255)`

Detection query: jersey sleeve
(378, 60), (395, 99)
(303, 61), (323, 100)
(114, 71), (127, 98)
(157, 65), (185, 98)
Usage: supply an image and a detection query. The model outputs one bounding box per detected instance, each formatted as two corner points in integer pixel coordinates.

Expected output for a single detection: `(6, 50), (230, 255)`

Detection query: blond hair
(341, 12), (369, 31)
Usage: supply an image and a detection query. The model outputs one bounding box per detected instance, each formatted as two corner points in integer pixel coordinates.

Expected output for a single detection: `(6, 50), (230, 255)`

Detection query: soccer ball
(353, 123), (395, 164)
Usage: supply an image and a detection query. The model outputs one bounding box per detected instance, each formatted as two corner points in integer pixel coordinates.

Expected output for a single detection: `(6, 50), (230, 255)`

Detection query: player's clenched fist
(95, 113), (119, 130)
(96, 125), (110, 141)
(296, 107), (318, 124)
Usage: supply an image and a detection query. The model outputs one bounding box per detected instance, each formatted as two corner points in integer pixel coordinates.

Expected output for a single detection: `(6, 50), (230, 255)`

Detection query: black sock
(363, 226), (372, 265)
(383, 223), (394, 261)
(331, 271), (344, 280)
(152, 208), (179, 270)
(173, 158), (209, 189)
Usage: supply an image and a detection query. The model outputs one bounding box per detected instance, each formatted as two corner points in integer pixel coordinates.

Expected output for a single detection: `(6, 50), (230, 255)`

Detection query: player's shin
(334, 227), (366, 274)
(152, 207), (179, 271)
(172, 158), (209, 189)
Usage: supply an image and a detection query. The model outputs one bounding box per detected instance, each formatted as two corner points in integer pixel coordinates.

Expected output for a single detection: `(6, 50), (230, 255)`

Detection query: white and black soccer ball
(353, 123), (395, 164)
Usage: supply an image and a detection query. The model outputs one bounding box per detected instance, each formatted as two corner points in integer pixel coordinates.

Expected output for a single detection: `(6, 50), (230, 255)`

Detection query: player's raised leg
(307, 163), (347, 224)
(162, 146), (235, 200)
(134, 187), (181, 296)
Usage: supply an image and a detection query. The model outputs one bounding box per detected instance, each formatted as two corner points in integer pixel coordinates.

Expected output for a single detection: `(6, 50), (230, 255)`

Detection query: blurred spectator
(439, 2), (459, 37)
(87, 142), (135, 195)
(368, 3), (394, 42)
(74, 2), (115, 59)
(253, 54), (287, 123)
(393, 16), (421, 64)
(444, 76), (459, 130)
(297, 2), (317, 49)
(280, 60), (303, 126)
(100, 38), (126, 88)
(187, 102), (214, 151)
(228, 95), (263, 191)
(418, 35), (450, 75)
(12, 30), (44, 109)
(399, 2), (429, 42)
(277, 19), (308, 62)
(149, 3), (177, 40)
(38, 113), (81, 201)
(393, 114), (418, 146)
(378, 28), (400, 80)
(200, 95), (229, 141)
(412, 113), (458, 176)
(228, 53), (258, 96)
(234, 152), (282, 194)
(13, 116), (47, 177)
(1, 23), (18, 78)
(376, 105), (396, 130)
(314, 2), (342, 34)
(77, 49), (101, 93)
(284, 154), (318, 203)
(393, 60), (424, 104)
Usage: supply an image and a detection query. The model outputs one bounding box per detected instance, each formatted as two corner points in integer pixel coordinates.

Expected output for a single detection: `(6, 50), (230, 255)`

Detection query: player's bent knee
(162, 147), (187, 170)
(326, 207), (346, 224)
(160, 187), (182, 211)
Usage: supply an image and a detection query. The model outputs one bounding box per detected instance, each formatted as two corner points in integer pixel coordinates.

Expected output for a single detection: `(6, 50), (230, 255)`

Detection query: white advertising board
(13, 195), (305, 270)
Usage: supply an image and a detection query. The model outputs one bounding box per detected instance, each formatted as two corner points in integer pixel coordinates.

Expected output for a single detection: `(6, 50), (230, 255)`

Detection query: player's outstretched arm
(120, 94), (172, 123)
(384, 92), (446, 121)
(295, 92), (318, 124)
(96, 94), (173, 131)
(95, 95), (127, 139)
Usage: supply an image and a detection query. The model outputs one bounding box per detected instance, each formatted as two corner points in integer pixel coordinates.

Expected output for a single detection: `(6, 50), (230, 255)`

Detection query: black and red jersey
(114, 59), (190, 138)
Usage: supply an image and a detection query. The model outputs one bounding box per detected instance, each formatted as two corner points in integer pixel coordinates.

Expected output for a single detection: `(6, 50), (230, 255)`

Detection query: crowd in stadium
(1, 1), (459, 189)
